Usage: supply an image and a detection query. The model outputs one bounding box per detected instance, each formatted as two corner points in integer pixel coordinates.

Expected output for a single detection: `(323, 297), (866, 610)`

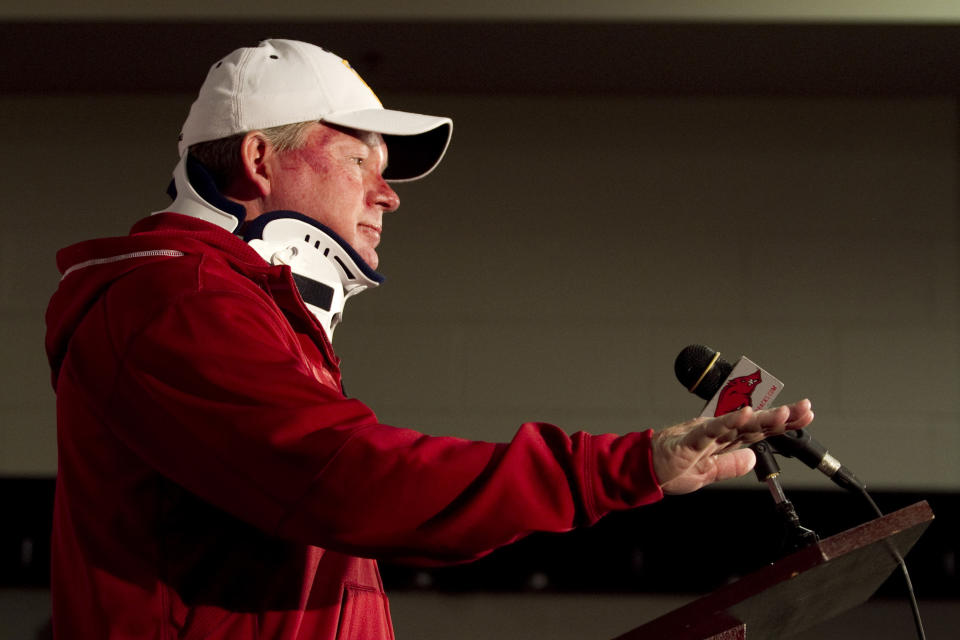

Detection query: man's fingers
(711, 447), (757, 481)
(752, 400), (814, 436)
(682, 407), (755, 453)
(784, 398), (814, 429)
(685, 399), (814, 453)
(654, 399), (815, 494)
(753, 404), (791, 434)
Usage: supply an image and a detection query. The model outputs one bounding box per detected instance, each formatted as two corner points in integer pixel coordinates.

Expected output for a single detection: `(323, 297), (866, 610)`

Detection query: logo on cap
(341, 59), (381, 106)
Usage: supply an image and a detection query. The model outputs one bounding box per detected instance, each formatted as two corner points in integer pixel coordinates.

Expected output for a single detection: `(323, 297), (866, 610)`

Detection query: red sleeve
(106, 286), (663, 565)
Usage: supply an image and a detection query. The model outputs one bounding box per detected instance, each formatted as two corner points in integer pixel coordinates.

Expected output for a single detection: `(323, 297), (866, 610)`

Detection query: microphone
(764, 429), (865, 492)
(674, 344), (786, 485)
(674, 344), (784, 417)
(676, 344), (821, 553)
(674, 344), (865, 491)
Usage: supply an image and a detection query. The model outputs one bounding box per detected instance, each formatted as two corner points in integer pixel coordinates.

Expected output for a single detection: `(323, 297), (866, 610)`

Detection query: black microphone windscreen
(674, 344), (733, 401)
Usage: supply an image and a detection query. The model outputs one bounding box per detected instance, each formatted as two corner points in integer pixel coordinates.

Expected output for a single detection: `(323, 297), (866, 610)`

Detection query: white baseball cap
(179, 39), (452, 181)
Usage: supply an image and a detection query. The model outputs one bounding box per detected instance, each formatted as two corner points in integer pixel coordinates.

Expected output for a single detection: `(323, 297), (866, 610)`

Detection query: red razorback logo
(714, 369), (763, 416)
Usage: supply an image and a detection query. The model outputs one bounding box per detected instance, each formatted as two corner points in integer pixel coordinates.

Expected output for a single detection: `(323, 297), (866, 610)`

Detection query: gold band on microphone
(689, 351), (721, 393)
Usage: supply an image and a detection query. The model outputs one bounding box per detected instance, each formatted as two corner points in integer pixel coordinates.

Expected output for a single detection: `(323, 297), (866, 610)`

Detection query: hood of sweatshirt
(45, 213), (286, 389)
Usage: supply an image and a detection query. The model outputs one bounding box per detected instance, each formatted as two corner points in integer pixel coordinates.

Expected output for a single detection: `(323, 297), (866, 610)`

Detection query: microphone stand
(757, 442), (927, 639)
(751, 441), (819, 554)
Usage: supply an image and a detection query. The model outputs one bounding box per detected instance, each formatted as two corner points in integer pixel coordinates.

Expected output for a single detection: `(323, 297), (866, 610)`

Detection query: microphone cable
(857, 488), (927, 640)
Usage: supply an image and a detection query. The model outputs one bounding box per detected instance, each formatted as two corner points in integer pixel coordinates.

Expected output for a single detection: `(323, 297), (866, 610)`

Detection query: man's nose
(372, 177), (400, 212)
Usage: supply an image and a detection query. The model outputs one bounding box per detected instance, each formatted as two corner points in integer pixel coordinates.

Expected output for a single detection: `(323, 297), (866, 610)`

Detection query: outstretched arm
(651, 399), (814, 495)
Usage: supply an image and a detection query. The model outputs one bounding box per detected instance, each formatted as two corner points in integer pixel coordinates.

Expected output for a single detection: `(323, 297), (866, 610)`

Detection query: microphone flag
(699, 356), (784, 418)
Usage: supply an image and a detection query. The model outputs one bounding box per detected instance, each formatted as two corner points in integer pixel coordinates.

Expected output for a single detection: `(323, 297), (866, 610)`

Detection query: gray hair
(188, 120), (317, 189)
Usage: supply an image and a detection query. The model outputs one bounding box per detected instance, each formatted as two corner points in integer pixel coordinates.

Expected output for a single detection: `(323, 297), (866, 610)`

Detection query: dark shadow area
(5, 478), (957, 599)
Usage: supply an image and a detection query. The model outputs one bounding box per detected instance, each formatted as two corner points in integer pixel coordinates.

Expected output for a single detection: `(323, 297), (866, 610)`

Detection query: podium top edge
(818, 500), (933, 561)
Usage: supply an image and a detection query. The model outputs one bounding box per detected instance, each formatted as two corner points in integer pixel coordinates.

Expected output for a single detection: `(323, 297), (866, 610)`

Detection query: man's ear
(238, 131), (273, 197)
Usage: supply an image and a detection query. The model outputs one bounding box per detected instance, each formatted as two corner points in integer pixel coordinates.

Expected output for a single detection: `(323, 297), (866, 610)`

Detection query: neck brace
(244, 212), (384, 340)
(157, 155), (384, 341)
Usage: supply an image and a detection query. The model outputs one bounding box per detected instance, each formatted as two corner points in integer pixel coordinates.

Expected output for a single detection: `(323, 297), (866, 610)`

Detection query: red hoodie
(44, 212), (663, 639)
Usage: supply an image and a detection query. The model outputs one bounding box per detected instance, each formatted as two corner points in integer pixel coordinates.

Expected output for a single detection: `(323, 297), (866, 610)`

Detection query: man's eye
(351, 157), (365, 166)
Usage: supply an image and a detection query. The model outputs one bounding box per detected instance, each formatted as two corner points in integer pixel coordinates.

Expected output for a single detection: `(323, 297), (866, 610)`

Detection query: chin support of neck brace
(158, 155), (384, 341)
(243, 212), (384, 340)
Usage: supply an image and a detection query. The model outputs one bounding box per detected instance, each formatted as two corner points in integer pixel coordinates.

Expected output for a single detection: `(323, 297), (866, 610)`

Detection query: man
(45, 39), (813, 639)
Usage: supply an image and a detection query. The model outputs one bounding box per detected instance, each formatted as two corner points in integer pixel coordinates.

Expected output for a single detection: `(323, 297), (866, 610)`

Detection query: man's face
(264, 123), (400, 269)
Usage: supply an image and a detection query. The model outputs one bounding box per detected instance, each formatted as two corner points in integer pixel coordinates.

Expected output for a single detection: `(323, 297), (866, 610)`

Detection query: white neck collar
(155, 155), (384, 341)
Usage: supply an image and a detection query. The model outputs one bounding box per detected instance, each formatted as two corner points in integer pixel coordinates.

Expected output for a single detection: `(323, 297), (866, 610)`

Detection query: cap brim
(322, 108), (452, 181)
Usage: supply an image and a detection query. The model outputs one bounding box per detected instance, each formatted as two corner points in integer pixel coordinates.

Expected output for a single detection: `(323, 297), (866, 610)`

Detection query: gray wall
(6, 92), (957, 491)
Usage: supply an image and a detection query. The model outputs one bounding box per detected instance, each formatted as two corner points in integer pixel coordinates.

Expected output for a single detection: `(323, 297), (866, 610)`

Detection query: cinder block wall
(342, 94), (960, 493)
(3, 92), (958, 492)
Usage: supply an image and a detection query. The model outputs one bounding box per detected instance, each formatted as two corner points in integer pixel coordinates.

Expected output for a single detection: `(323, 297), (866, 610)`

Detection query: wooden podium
(612, 501), (934, 640)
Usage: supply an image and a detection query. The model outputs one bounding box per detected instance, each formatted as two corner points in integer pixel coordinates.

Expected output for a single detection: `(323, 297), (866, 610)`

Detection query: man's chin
(361, 250), (379, 270)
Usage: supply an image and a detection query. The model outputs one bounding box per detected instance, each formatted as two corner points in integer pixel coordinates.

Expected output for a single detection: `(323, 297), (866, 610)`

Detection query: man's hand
(652, 399), (814, 495)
